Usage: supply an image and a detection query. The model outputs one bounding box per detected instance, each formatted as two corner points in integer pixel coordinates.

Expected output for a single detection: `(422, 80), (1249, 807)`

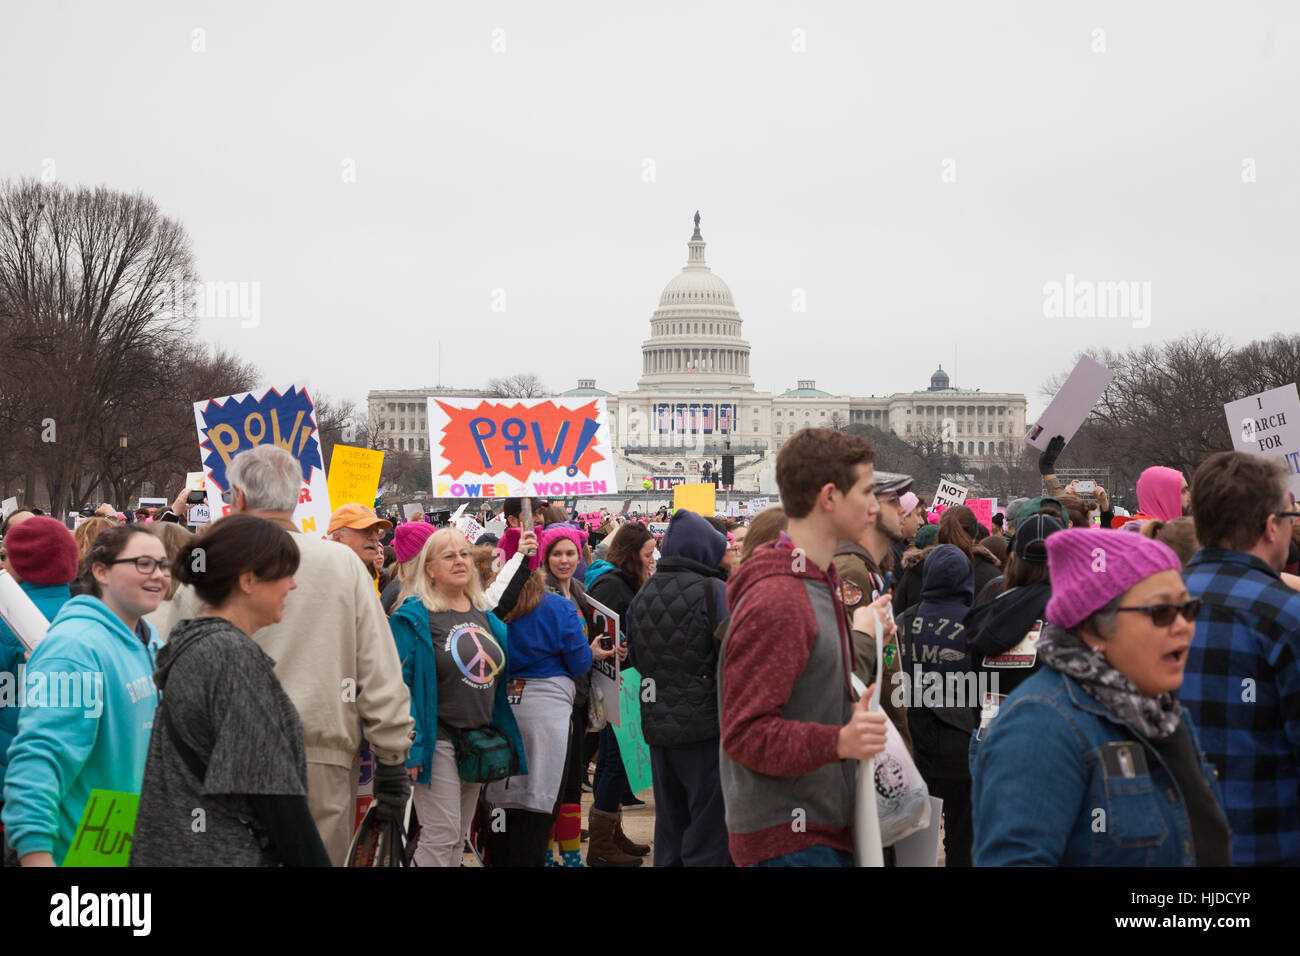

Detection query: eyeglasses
(108, 556), (172, 575)
(1115, 599), (1202, 627)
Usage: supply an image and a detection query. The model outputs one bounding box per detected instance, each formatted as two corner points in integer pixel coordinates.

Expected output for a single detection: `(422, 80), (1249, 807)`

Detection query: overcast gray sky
(6, 0), (1299, 419)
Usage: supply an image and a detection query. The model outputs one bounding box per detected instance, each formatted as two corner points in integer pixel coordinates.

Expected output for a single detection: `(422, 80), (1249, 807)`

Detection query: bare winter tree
(0, 179), (198, 511)
(484, 373), (548, 398)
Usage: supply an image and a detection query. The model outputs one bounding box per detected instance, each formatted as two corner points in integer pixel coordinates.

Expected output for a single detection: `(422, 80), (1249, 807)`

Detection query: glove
(1039, 434), (1065, 476)
(372, 760), (411, 823)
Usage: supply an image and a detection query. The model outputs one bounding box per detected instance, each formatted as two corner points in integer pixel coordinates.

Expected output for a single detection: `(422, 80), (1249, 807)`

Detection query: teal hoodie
(0, 581), (73, 792)
(1, 595), (161, 862)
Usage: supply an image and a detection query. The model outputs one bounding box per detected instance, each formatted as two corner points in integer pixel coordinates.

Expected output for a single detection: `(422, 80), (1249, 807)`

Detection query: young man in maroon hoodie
(718, 427), (892, 866)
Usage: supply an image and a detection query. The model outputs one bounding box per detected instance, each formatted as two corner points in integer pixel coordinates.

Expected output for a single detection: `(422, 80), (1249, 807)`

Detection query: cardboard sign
(673, 483), (716, 517)
(586, 594), (621, 729)
(193, 382), (331, 537)
(613, 665), (653, 795)
(0, 569), (52, 652)
(1225, 383), (1300, 500)
(932, 478), (969, 511)
(63, 790), (139, 867)
(427, 397), (616, 499)
(1026, 355), (1115, 451)
(965, 497), (994, 532)
(327, 444), (385, 513)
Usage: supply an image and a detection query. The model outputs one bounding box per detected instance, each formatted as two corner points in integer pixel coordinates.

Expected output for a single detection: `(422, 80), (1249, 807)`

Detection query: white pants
(410, 739), (481, 867)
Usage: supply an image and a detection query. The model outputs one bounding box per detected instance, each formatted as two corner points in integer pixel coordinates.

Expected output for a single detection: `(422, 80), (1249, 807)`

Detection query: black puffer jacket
(626, 511), (729, 748)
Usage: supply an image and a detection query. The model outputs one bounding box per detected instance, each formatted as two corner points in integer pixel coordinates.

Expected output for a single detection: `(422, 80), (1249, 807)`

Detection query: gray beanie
(1005, 497), (1029, 529)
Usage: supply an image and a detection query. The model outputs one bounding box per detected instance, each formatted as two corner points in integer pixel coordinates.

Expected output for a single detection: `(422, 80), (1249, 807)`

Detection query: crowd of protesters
(1, 427), (1298, 868)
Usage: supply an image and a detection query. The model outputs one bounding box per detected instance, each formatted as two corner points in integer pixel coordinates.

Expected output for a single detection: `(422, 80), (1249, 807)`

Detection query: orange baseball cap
(328, 503), (393, 535)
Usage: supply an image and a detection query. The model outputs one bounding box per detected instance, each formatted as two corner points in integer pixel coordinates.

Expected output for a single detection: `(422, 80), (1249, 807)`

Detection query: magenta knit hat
(393, 521), (436, 563)
(1044, 527), (1182, 629)
(531, 526), (588, 571)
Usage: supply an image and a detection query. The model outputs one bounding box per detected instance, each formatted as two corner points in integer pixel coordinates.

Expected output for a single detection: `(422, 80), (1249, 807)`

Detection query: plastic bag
(851, 675), (931, 847)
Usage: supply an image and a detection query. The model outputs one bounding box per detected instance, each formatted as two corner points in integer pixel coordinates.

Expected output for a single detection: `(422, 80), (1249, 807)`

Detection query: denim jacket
(971, 665), (1225, 866)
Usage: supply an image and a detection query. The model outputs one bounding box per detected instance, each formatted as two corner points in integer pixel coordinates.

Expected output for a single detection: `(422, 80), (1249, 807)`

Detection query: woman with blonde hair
(388, 526), (536, 867)
(70, 517), (117, 595)
(740, 506), (787, 562)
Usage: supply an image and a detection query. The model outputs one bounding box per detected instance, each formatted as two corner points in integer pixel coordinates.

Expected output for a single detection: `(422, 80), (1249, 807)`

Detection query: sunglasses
(1115, 598), (1202, 627)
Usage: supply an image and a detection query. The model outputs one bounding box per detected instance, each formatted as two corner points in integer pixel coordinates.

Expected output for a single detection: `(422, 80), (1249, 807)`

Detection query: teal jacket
(1, 596), (161, 862)
(388, 596), (526, 785)
(0, 582), (73, 794)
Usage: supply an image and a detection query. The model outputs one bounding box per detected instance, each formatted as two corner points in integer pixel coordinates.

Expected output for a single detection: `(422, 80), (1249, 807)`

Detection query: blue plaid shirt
(1182, 548), (1300, 865)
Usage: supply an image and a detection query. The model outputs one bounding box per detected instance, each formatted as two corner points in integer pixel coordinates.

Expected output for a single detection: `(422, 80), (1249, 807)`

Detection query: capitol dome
(657, 268), (736, 308)
(637, 212), (754, 391)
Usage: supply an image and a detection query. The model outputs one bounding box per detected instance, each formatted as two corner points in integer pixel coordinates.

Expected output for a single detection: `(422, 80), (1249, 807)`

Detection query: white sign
(193, 382), (331, 538)
(745, 497), (771, 516)
(185, 471), (207, 493)
(585, 593), (621, 729)
(932, 478), (969, 511)
(1, 497), (18, 519)
(188, 503), (211, 526)
(137, 497), (168, 510)
(451, 503), (468, 522)
(426, 397), (617, 499)
(648, 521), (670, 537)
(1026, 354), (1115, 451)
(1225, 383), (1300, 500)
(454, 515), (486, 543)
(0, 569), (51, 653)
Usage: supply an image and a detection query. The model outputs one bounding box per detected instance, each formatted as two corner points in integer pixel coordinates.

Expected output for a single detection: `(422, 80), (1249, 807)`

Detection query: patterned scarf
(1037, 623), (1182, 740)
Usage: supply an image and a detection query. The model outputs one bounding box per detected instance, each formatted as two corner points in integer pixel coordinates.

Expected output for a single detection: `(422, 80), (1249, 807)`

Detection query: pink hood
(1136, 466), (1184, 520)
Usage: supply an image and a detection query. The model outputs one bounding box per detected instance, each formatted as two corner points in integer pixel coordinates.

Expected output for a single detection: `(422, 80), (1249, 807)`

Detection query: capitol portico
(369, 214), (1028, 493)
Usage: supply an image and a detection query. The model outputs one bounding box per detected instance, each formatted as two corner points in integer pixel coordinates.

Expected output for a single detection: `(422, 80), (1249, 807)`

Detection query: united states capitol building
(369, 215), (1028, 494)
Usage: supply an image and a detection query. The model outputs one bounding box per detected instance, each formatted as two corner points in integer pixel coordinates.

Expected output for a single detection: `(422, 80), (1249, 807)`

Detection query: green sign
(612, 666), (654, 795)
(63, 790), (139, 867)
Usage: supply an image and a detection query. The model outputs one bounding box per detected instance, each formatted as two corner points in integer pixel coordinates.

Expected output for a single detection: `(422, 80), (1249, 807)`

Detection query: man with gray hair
(164, 444), (414, 864)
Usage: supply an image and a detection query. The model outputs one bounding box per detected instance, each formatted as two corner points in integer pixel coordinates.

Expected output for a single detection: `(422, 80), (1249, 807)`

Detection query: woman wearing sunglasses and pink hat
(971, 527), (1231, 866)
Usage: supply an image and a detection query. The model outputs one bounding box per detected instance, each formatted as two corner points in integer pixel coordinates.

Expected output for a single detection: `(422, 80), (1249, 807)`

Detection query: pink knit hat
(1044, 527), (1182, 629)
(394, 521), (436, 563)
(531, 526), (588, 570)
(899, 491), (920, 517)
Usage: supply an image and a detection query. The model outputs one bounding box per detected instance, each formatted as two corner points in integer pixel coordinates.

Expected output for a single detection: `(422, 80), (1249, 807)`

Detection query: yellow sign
(327, 445), (385, 512)
(673, 482), (716, 517)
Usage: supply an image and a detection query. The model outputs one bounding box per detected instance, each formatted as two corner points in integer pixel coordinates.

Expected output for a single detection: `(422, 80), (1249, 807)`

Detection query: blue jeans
(593, 724), (634, 812)
(754, 845), (854, 867)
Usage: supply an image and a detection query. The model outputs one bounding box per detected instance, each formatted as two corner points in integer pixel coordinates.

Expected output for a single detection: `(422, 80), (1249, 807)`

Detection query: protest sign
(586, 594), (621, 729)
(426, 397), (616, 499)
(402, 502), (426, 522)
(965, 498), (994, 531)
(454, 515), (486, 543)
(193, 382), (331, 537)
(1225, 383), (1300, 499)
(1, 497), (17, 519)
(673, 482), (716, 516)
(647, 521), (670, 537)
(0, 569), (52, 652)
(485, 517), (507, 535)
(327, 444), (385, 512)
(451, 502), (468, 521)
(136, 497), (168, 511)
(185, 471), (206, 493)
(187, 503), (211, 526)
(63, 790), (139, 866)
(932, 478), (969, 511)
(745, 496), (770, 516)
(1026, 355), (1114, 451)
(613, 665), (653, 795)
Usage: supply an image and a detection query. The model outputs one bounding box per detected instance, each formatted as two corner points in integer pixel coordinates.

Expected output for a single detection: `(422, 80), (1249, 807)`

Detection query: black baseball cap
(1012, 513), (1065, 564)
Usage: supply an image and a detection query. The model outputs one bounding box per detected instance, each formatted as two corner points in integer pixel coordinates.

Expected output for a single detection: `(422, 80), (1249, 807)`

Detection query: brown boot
(614, 811), (650, 857)
(587, 809), (643, 867)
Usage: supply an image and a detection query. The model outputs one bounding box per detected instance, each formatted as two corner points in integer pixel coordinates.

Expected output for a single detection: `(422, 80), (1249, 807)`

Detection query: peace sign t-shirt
(428, 608), (506, 731)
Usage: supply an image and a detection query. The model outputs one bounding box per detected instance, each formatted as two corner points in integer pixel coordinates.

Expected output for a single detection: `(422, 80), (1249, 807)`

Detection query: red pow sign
(436, 400), (606, 483)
